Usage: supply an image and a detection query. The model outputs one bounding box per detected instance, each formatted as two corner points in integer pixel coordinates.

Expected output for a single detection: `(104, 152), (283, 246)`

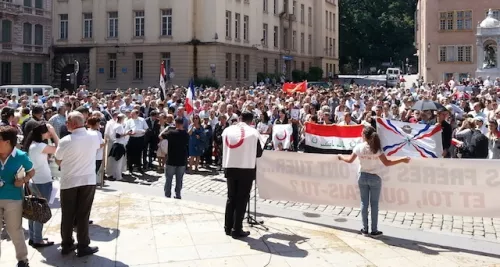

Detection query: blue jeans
(164, 165), (186, 198)
(358, 172), (382, 232)
(28, 182), (53, 243)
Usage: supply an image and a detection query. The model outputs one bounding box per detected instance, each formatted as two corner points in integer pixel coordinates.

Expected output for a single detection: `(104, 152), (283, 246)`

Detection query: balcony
(0, 1), (23, 15)
(22, 6), (52, 18)
(0, 43), (49, 54)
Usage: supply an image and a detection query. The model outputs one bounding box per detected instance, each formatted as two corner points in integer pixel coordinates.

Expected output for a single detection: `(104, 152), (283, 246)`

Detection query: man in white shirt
(55, 111), (100, 257)
(124, 110), (148, 172)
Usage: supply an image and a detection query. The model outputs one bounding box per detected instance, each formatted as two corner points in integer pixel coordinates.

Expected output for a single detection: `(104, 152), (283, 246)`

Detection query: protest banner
(257, 151), (500, 217)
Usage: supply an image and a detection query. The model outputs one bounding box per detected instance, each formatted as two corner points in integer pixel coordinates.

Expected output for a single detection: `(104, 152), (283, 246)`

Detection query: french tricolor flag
(185, 79), (195, 115)
(304, 122), (364, 154)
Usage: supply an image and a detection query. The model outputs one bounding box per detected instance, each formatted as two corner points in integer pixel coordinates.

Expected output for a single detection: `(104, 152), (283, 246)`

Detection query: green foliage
(193, 77), (219, 88)
(308, 67), (323, 81)
(291, 70), (308, 82)
(339, 0), (417, 73)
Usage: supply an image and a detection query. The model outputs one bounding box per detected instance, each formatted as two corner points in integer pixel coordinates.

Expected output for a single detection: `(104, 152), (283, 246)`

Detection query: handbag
(22, 183), (52, 224)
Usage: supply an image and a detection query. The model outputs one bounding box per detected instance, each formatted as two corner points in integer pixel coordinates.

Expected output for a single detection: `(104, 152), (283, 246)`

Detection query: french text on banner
(257, 151), (500, 217)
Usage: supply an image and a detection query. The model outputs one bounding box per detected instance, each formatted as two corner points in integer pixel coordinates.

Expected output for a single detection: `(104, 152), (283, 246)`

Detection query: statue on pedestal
(484, 44), (497, 69)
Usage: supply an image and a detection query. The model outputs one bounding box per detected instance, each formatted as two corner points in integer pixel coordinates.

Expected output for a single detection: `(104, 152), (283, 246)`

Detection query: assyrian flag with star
(304, 122), (364, 154)
(376, 118), (443, 158)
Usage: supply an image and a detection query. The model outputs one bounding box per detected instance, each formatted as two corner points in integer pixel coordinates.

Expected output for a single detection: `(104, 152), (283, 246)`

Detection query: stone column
(477, 39), (483, 70)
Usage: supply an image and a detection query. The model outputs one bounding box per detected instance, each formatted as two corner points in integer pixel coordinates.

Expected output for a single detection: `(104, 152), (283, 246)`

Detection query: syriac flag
(185, 79), (195, 115)
(304, 122), (363, 154)
(282, 81), (307, 94)
(272, 124), (293, 150)
(159, 61), (167, 101)
(376, 118), (443, 158)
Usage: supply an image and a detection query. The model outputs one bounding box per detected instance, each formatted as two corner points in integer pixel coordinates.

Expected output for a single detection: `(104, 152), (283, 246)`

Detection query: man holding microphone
(222, 111), (263, 239)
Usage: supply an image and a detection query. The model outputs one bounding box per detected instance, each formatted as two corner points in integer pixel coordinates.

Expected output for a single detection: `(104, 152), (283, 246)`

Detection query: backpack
(466, 130), (489, 159)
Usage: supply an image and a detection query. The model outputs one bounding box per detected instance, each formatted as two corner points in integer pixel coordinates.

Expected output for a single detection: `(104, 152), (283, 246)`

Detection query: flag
(185, 79), (195, 115)
(159, 61), (167, 101)
(272, 124), (293, 150)
(304, 122), (363, 154)
(376, 118), (443, 158)
(282, 81), (307, 94)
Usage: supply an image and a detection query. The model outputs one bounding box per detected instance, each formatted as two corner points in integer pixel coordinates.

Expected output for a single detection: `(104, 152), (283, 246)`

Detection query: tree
(339, 0), (417, 73)
(308, 67), (323, 81)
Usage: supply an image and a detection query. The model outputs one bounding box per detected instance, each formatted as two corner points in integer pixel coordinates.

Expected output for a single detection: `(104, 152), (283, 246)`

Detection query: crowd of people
(0, 74), (499, 265)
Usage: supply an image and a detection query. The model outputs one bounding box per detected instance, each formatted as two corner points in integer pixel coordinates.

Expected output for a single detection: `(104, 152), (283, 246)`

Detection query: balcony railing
(22, 6), (51, 17)
(0, 2), (23, 14)
(0, 43), (49, 54)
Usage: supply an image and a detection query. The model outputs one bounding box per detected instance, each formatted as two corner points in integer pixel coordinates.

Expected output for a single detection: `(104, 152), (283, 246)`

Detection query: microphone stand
(246, 181), (268, 230)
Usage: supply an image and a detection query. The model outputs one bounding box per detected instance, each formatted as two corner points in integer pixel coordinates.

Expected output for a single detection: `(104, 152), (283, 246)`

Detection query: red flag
(282, 81), (307, 94)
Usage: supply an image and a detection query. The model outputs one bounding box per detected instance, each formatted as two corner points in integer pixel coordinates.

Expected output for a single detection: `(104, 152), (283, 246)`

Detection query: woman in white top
(23, 122), (59, 248)
(108, 114), (132, 181)
(338, 126), (409, 237)
(87, 116), (105, 182)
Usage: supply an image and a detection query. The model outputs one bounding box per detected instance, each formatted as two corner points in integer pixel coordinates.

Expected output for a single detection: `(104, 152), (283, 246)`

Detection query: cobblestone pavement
(147, 169), (500, 241)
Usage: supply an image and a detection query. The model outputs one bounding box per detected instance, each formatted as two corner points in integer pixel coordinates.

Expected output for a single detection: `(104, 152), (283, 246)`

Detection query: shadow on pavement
(89, 224), (120, 242)
(36, 243), (130, 267)
(240, 233), (309, 258)
(251, 211), (500, 259)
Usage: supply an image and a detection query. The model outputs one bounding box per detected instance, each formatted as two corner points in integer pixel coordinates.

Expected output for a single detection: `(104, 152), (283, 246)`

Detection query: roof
(479, 9), (500, 29)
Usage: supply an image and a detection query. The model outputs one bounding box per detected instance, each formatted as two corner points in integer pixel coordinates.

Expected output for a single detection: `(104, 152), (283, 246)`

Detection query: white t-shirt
(89, 129), (104, 160)
(55, 128), (100, 189)
(352, 142), (383, 174)
(28, 142), (53, 184)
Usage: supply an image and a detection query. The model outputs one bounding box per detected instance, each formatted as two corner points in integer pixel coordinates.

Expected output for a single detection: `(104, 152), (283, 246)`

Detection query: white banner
(257, 151), (500, 217)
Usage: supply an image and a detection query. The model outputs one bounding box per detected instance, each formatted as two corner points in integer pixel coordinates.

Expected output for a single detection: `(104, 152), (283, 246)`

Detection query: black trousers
(127, 136), (144, 171)
(224, 176), (253, 231)
(142, 139), (158, 167)
(202, 145), (213, 165)
(61, 185), (96, 250)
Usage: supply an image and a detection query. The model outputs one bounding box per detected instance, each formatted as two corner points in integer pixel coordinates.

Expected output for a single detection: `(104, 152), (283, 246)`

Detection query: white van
(386, 68), (401, 76)
(0, 85), (59, 99)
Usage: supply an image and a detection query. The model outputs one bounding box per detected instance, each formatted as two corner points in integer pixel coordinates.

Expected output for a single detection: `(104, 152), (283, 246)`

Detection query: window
(439, 11), (455, 31)
(300, 32), (304, 53)
(134, 53), (143, 80)
(292, 30), (296, 50)
(273, 26), (278, 47)
(491, 9), (500, 20)
(34, 0), (42, 9)
(108, 12), (118, 38)
(332, 13), (336, 30)
(243, 55), (249, 80)
(332, 38), (336, 57)
(263, 0), (268, 13)
(308, 7), (312, 26)
(22, 63), (31, 84)
(456, 11), (472, 30)
(274, 58), (279, 74)
(325, 37), (328, 55)
(235, 13), (240, 40)
(161, 52), (171, 78)
(243, 15), (249, 41)
(329, 38), (333, 56)
(308, 34), (312, 54)
(225, 11), (231, 38)
(108, 53), (117, 80)
(23, 0), (31, 7)
(83, 13), (93, 39)
(34, 63), (43, 84)
(161, 9), (172, 36)
(439, 45), (473, 63)
(1, 20), (12, 43)
(263, 58), (268, 73)
(326, 11), (329, 29)
(273, 0), (277, 14)
(292, 1), (296, 15)
(330, 12), (333, 30)
(34, 24), (43, 46)
(300, 4), (304, 23)
(0, 62), (11, 85)
(59, 14), (68, 40)
(225, 53), (231, 80)
(301, 61), (305, 71)
(134, 11), (145, 37)
(309, 62), (312, 70)
(23, 23), (32, 45)
(235, 54), (240, 80)
(262, 23), (268, 46)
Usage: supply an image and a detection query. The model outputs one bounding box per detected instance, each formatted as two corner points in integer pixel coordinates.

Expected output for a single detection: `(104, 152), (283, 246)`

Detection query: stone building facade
(51, 0), (339, 90)
(0, 0), (52, 85)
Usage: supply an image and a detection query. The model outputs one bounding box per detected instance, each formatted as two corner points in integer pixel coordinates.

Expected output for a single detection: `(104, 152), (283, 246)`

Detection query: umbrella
(412, 100), (446, 111)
